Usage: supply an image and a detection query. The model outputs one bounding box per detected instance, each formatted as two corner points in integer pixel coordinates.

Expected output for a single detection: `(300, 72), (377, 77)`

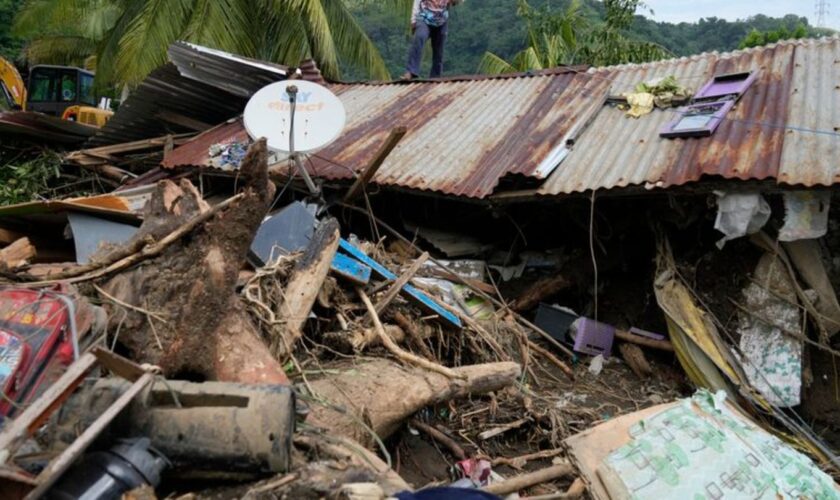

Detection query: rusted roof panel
(161, 119), (249, 169)
(303, 70), (609, 198)
(538, 37), (838, 195)
(160, 38), (840, 199)
(778, 36), (840, 187)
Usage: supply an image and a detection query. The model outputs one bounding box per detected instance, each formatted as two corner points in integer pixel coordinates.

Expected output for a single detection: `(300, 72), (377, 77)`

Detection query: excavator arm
(0, 56), (26, 111)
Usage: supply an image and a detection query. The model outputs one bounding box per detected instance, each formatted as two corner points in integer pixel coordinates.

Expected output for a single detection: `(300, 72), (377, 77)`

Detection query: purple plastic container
(573, 318), (615, 358)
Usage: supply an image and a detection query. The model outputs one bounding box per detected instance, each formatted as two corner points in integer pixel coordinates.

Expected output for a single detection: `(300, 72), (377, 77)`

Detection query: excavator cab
(27, 65), (96, 116)
(25, 65), (112, 127)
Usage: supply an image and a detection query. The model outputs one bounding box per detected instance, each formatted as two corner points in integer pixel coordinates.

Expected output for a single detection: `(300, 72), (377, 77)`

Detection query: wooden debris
(294, 434), (410, 495)
(392, 311), (436, 360)
(409, 419), (467, 460)
(615, 329), (673, 351)
(373, 251), (429, 316)
(618, 343), (653, 378)
(482, 464), (574, 496)
(343, 324), (406, 351)
(307, 359), (521, 446)
(492, 448), (565, 470)
(273, 219), (340, 359)
(0, 238), (35, 269)
(511, 274), (571, 312)
(344, 127), (407, 204)
(527, 341), (575, 380)
(478, 417), (530, 441)
(358, 287), (460, 379)
(0, 228), (25, 245)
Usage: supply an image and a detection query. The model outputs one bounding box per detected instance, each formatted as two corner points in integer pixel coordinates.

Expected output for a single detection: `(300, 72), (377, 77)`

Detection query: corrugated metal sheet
(161, 119), (249, 169)
(302, 70), (610, 198)
(538, 37), (840, 195)
(160, 37), (840, 199)
(88, 42), (289, 146)
(168, 42), (288, 97)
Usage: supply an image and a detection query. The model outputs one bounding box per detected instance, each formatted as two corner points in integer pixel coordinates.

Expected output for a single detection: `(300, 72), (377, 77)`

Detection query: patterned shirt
(412, 0), (455, 27)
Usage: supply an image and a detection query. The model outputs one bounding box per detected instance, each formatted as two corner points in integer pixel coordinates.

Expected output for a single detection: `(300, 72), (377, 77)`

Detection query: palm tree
(480, 0), (670, 74)
(13, 0), (409, 85)
(480, 0), (585, 74)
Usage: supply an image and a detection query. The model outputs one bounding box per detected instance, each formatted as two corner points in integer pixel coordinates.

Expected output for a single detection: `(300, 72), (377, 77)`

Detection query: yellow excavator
(1, 56), (113, 130)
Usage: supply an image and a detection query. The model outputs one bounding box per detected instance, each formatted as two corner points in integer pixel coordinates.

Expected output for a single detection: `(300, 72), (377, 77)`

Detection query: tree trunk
(98, 139), (287, 384)
(307, 359), (521, 446)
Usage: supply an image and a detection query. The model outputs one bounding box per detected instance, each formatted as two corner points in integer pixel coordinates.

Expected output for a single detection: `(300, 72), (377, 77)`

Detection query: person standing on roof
(401, 0), (462, 80)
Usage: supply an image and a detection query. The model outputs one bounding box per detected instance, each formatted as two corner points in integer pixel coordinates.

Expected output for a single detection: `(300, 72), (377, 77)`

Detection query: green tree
(479, 0), (669, 73)
(0, 0), (24, 61)
(13, 0), (409, 85)
(738, 23), (811, 49)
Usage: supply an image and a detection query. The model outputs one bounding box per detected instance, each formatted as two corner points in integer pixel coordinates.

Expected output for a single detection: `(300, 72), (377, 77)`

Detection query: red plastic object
(0, 287), (74, 419)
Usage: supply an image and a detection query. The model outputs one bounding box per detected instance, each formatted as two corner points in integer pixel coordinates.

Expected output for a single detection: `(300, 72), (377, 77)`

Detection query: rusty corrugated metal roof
(161, 37), (840, 199)
(302, 70), (610, 198)
(161, 119), (249, 169)
(537, 37), (840, 195)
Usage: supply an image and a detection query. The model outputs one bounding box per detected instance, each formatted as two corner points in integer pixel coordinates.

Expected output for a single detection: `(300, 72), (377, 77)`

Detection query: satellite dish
(244, 80), (346, 153)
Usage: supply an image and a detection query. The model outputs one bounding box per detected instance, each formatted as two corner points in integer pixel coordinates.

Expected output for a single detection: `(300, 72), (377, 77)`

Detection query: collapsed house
(0, 36), (839, 499)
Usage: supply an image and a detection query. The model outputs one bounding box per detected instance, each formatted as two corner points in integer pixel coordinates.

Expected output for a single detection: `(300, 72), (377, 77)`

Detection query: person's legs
(429, 22), (448, 78)
(405, 22), (431, 78)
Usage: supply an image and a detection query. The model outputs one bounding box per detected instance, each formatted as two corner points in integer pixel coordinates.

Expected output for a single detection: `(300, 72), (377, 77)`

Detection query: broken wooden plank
(343, 127), (407, 203)
(374, 251), (429, 315)
(274, 219), (341, 358)
(615, 329), (673, 351)
(338, 239), (461, 328)
(0, 238), (35, 269)
(331, 252), (371, 286)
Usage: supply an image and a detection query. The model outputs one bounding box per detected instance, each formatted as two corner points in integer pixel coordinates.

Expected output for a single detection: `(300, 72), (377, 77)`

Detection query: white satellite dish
(243, 80), (346, 153)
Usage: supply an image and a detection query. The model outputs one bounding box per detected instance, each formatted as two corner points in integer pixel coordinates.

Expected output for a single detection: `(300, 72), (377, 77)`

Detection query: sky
(642, 0), (840, 30)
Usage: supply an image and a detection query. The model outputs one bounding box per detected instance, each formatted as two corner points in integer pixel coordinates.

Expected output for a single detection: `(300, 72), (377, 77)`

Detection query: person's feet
(399, 71), (417, 81)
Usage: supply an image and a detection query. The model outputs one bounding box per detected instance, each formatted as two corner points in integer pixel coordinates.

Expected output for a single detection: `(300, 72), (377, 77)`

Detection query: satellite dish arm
(285, 84), (320, 196)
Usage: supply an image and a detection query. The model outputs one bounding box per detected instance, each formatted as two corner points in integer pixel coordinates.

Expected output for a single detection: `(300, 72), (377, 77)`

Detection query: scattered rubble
(0, 39), (839, 500)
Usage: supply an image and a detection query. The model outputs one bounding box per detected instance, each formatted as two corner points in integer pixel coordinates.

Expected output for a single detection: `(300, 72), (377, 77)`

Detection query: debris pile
(0, 39), (839, 500)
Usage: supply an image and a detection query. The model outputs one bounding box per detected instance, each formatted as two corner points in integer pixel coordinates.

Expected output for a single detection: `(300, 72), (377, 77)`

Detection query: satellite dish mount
(285, 84), (320, 196)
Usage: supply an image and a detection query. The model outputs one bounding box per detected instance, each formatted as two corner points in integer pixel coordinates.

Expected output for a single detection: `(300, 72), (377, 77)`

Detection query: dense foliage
(479, 0), (671, 74)
(0, 147), (60, 205)
(0, 0), (23, 61)
(0, 0), (833, 82)
(348, 0), (832, 77)
(9, 0), (413, 85)
(739, 24), (810, 49)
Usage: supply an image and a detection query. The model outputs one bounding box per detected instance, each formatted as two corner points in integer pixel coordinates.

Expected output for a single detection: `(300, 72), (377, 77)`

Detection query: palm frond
(321, 0), (390, 80)
(113, 0), (194, 83)
(478, 51), (517, 74)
